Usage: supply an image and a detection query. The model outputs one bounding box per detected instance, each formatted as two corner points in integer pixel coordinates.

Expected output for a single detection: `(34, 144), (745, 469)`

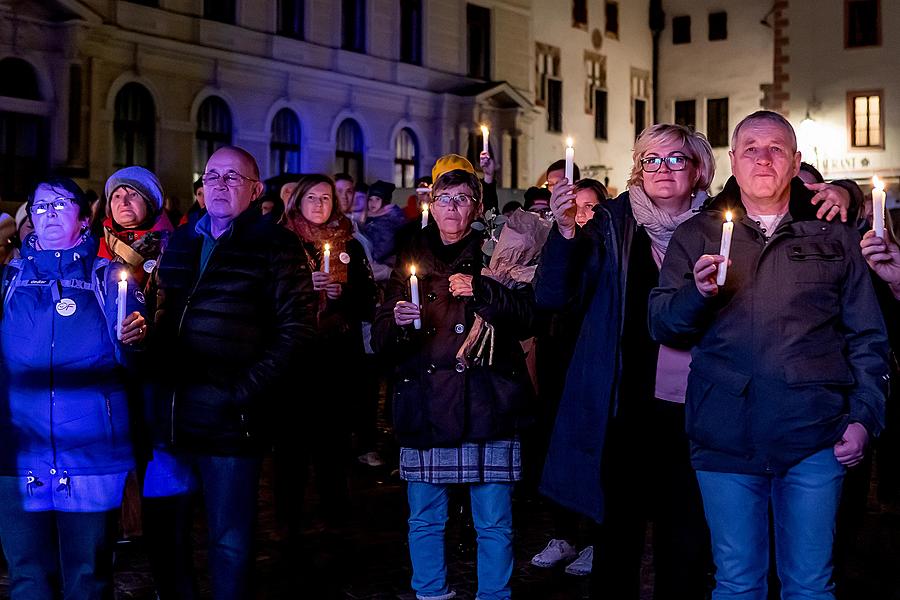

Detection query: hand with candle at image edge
(119, 311), (147, 345)
(806, 182), (851, 223)
(693, 254), (729, 297)
(393, 300), (420, 327)
(861, 229), (900, 300)
(549, 178), (577, 239)
(311, 271), (332, 291)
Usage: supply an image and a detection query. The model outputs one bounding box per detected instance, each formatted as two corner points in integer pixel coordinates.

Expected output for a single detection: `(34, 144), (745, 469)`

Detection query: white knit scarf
(628, 185), (707, 268)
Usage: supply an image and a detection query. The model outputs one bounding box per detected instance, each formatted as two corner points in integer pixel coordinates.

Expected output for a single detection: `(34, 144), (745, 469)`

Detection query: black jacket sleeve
(471, 276), (536, 340)
(482, 179), (499, 213)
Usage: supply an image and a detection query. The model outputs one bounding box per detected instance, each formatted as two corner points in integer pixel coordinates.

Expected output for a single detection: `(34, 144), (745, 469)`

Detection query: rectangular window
(631, 68), (650, 139)
(342, 0), (367, 52)
(849, 91), (884, 147)
(584, 51), (606, 113)
(634, 99), (647, 139)
(709, 11), (727, 41)
(674, 99), (696, 130)
(535, 43), (560, 107)
(400, 0), (423, 64)
(707, 97), (729, 147)
(595, 89), (608, 140)
(673, 15), (691, 44)
(845, 0), (880, 48)
(548, 79), (563, 133)
(605, 2), (619, 38)
(467, 4), (491, 79)
(278, 0), (304, 39)
(204, 0), (235, 24)
(573, 0), (588, 29)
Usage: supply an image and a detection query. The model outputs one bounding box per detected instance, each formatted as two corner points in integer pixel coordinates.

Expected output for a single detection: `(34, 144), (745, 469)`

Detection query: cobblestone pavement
(1, 454), (899, 599)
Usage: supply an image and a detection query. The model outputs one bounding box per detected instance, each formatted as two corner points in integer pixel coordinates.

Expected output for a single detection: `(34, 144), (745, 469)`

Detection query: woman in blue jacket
(0, 178), (147, 599)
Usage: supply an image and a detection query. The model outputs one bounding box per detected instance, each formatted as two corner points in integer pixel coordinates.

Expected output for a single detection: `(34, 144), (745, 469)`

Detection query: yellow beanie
(432, 154), (476, 184)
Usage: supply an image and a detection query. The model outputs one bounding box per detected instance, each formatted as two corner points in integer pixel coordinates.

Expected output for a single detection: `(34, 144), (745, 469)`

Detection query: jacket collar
(703, 176), (817, 222)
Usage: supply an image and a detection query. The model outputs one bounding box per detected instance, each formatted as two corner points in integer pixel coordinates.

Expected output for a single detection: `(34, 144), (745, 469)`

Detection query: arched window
(113, 83), (155, 169)
(194, 96), (233, 177)
(270, 108), (301, 176)
(0, 58), (46, 202)
(394, 128), (418, 188)
(334, 119), (364, 183)
(0, 57), (41, 100)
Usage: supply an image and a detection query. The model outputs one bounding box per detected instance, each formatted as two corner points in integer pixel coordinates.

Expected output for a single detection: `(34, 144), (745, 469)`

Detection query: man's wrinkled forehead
(732, 120), (797, 153)
(206, 148), (258, 177)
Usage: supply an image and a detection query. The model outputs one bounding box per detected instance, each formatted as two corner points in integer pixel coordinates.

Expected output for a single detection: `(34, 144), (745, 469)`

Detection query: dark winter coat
(372, 226), (536, 449)
(649, 177), (890, 475)
(152, 206), (317, 455)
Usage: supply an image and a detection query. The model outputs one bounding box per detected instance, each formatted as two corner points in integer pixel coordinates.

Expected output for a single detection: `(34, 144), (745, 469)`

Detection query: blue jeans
(696, 448), (845, 600)
(0, 477), (117, 600)
(407, 482), (514, 600)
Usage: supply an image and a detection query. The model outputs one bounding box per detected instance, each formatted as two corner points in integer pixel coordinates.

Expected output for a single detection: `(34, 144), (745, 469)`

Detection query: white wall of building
(658, 0), (773, 191)
(785, 0), (900, 188)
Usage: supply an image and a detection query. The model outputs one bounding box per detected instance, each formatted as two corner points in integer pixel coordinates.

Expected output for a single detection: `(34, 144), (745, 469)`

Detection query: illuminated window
(394, 128), (418, 188)
(849, 91), (883, 148)
(270, 109), (301, 175)
(335, 119), (364, 183)
(114, 83), (155, 169)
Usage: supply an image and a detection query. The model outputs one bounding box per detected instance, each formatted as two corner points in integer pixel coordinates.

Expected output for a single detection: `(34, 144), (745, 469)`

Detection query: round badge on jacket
(143, 259), (157, 273)
(56, 298), (77, 317)
(339, 252), (351, 264)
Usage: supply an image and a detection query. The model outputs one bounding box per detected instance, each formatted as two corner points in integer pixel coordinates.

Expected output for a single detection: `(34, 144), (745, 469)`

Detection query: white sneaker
(530, 538), (577, 568)
(357, 451), (385, 467)
(564, 545), (594, 576)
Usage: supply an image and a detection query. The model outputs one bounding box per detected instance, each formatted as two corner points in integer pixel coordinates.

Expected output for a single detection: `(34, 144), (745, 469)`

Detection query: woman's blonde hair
(627, 124), (715, 193)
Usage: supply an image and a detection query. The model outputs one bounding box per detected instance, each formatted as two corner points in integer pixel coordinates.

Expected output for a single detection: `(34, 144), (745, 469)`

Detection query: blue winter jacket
(0, 235), (140, 478)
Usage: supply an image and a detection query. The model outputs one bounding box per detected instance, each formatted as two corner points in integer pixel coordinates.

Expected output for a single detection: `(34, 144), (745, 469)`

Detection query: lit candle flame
(873, 175), (885, 192)
(566, 137), (574, 148)
(120, 271), (127, 282)
(324, 243), (330, 252)
(410, 265), (416, 277)
(480, 125), (489, 138)
(422, 202), (429, 212)
(725, 210), (733, 223)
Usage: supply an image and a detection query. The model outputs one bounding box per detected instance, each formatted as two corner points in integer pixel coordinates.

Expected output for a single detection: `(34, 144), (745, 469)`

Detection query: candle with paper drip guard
(481, 125), (490, 155)
(421, 202), (429, 229)
(872, 176), (886, 239)
(323, 243), (331, 274)
(409, 265), (421, 330)
(117, 271), (128, 341)
(564, 137), (575, 183)
(716, 211), (734, 287)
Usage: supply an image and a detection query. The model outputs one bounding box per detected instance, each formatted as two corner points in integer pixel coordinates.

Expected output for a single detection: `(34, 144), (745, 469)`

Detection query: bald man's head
(203, 146), (265, 234)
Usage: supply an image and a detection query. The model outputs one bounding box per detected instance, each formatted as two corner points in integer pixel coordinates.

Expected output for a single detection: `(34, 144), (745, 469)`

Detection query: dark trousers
(0, 481), (118, 600)
(591, 399), (711, 600)
(144, 454), (262, 600)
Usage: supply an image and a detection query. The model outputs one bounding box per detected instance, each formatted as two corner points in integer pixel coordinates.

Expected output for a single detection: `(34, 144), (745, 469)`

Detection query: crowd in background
(0, 110), (899, 600)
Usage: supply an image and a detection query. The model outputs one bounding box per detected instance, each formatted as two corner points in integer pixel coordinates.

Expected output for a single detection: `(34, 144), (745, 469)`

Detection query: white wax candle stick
(716, 211), (734, 286)
(421, 203), (429, 229)
(481, 125), (490, 155)
(564, 137), (574, 183)
(323, 243), (331, 274)
(872, 176), (886, 239)
(410, 265), (421, 330)
(117, 271), (128, 341)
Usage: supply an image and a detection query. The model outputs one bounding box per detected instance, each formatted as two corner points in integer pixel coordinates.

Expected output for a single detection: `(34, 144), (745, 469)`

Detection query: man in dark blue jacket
(649, 111), (889, 600)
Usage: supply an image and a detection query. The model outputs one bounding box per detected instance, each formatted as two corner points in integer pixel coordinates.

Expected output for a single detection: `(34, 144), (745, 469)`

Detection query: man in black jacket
(149, 146), (316, 600)
(649, 111), (889, 600)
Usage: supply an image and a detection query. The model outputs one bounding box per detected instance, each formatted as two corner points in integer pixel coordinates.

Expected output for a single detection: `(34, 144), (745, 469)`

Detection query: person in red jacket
(101, 166), (174, 288)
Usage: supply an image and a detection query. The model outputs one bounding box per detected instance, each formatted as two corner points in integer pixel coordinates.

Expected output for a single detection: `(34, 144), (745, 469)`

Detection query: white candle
(481, 125), (490, 155)
(117, 270), (128, 341)
(564, 137), (574, 183)
(716, 211), (734, 287)
(421, 202), (429, 229)
(323, 243), (331, 274)
(872, 175), (886, 239)
(410, 265), (421, 330)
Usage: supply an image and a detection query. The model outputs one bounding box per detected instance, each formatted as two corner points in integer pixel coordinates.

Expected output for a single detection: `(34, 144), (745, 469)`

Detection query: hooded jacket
(649, 177), (890, 475)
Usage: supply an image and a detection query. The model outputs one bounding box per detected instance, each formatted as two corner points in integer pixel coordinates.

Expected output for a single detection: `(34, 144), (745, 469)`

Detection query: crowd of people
(0, 110), (897, 600)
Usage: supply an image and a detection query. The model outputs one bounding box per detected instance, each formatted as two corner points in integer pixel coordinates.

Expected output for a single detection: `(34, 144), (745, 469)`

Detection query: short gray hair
(731, 110), (797, 153)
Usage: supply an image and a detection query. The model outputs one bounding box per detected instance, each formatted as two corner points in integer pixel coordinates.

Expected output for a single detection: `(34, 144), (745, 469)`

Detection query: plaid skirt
(399, 439), (522, 484)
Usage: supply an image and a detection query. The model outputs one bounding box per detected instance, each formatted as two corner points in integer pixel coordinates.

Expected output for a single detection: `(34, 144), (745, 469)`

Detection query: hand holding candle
(872, 176), (886, 239)
(564, 137), (575, 184)
(716, 211), (734, 286)
(323, 243), (331, 274)
(421, 202), (429, 229)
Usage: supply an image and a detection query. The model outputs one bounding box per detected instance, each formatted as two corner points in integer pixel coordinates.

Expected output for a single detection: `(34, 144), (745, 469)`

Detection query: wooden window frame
(847, 89), (885, 149)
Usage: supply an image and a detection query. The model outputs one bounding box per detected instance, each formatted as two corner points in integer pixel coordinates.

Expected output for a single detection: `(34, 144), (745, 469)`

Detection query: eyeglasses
(31, 198), (75, 215)
(433, 193), (477, 208)
(201, 171), (259, 188)
(640, 155), (695, 173)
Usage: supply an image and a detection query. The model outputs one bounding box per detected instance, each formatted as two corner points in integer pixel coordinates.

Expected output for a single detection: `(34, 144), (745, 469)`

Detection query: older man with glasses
(147, 146), (316, 600)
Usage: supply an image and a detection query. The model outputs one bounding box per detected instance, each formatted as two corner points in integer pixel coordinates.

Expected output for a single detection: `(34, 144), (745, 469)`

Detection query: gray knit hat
(104, 166), (165, 215)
